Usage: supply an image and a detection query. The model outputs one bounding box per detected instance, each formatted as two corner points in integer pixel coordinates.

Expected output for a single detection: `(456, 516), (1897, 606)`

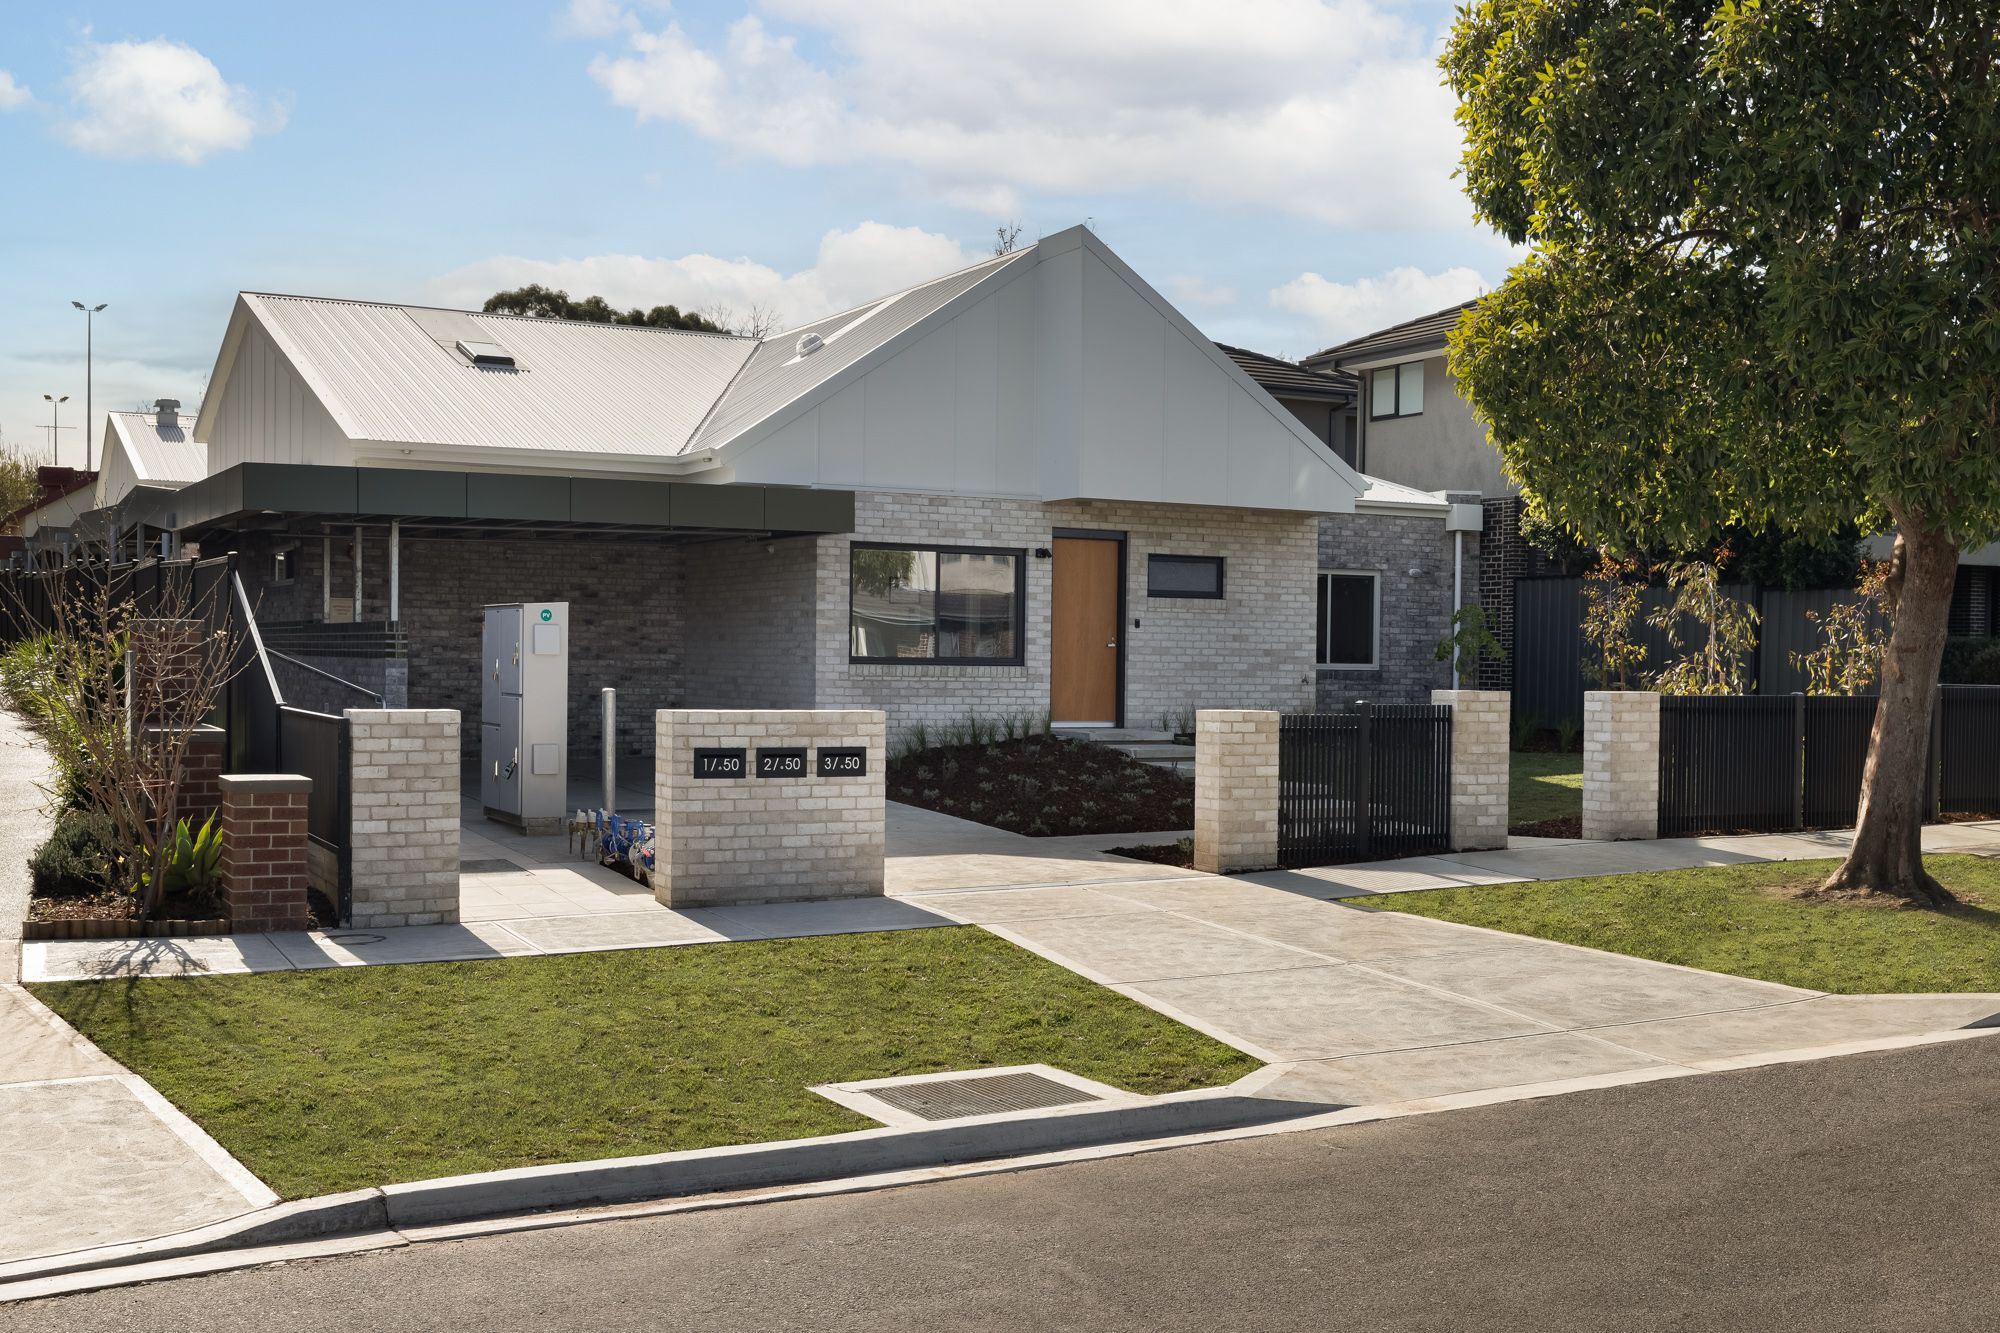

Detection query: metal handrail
(268, 649), (384, 705)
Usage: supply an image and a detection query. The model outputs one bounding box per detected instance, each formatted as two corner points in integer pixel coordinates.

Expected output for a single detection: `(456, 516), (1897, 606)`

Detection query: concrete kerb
(0, 1085), (1331, 1295)
(11, 1023), (2000, 1303)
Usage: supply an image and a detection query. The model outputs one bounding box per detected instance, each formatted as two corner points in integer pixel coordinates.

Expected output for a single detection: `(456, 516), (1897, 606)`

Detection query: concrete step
(1053, 728), (1177, 744)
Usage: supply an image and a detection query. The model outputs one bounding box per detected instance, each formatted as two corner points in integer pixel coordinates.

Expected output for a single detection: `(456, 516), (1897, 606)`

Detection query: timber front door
(1050, 535), (1122, 726)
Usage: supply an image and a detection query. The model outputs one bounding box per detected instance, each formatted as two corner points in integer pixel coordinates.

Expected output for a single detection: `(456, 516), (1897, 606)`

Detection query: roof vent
(455, 339), (517, 369)
(795, 331), (825, 357)
(153, 398), (180, 429)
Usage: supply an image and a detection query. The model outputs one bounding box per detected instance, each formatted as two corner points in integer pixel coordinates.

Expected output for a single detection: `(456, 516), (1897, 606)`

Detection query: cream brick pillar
(346, 708), (461, 927)
(653, 709), (886, 908)
(1432, 690), (1510, 850)
(1583, 691), (1660, 841)
(1193, 709), (1280, 874)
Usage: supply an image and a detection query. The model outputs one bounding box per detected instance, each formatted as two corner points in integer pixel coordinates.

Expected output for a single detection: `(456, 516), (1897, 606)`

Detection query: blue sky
(0, 1), (1513, 471)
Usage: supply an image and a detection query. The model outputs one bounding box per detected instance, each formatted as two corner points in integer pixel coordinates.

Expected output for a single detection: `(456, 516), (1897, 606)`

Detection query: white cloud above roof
(0, 71), (32, 110)
(1271, 265), (1490, 345)
(575, 0), (1466, 228)
(58, 38), (285, 164)
(426, 221), (978, 334)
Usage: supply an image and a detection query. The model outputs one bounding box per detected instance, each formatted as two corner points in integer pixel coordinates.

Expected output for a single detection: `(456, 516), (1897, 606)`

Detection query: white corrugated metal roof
(109, 411), (206, 485)
(223, 248), (1033, 465)
(244, 295), (757, 457)
(689, 249), (1030, 450)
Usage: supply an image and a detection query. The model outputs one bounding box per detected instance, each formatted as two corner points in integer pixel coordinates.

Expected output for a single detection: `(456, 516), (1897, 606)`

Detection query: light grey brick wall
(1583, 690), (1660, 840)
(812, 492), (1318, 742)
(347, 707), (461, 927)
(680, 536), (818, 709)
(1433, 689), (1510, 850)
(1316, 510), (1456, 707)
(1193, 709), (1280, 872)
(653, 709), (885, 907)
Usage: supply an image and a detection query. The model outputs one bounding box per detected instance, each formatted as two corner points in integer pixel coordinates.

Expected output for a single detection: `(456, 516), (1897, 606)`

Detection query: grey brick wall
(812, 491), (1319, 741)
(1315, 510), (1456, 707)
(680, 536), (818, 710)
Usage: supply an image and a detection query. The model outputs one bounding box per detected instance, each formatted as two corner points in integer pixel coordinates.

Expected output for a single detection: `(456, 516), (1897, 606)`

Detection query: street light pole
(71, 302), (106, 472)
(41, 394), (69, 466)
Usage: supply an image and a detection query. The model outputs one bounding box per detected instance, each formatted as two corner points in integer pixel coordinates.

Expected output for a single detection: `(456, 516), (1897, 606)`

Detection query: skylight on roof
(455, 339), (517, 368)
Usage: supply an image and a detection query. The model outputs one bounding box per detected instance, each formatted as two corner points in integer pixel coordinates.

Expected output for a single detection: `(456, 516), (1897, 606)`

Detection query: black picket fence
(1657, 686), (2000, 837)
(1278, 704), (1453, 867)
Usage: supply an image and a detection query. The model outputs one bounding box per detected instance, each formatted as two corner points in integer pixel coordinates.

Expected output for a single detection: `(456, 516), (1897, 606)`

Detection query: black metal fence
(1514, 577), (1883, 730)
(1278, 704), (1453, 867)
(278, 705), (352, 921)
(1657, 687), (2000, 836)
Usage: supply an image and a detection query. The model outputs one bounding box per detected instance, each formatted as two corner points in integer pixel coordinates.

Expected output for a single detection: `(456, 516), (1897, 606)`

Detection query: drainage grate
(862, 1071), (1104, 1122)
(459, 859), (529, 875)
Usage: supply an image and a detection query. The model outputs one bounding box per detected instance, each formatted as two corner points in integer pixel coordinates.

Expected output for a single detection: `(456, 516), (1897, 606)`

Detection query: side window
(1316, 571), (1379, 668)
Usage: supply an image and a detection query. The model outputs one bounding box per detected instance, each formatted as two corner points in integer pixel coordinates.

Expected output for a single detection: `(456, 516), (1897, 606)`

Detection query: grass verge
(1510, 750), (1582, 835)
(31, 928), (1257, 1199)
(1362, 854), (2000, 994)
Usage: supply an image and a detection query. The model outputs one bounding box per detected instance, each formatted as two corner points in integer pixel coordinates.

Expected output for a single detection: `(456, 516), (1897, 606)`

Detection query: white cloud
(426, 220), (978, 332)
(0, 71), (32, 110)
(576, 0), (1468, 227)
(558, 0), (639, 38)
(1270, 264), (1489, 345)
(1167, 276), (1237, 307)
(59, 39), (284, 164)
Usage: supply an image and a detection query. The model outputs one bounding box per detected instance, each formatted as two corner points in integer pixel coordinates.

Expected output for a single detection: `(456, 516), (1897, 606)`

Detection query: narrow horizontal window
(1147, 554), (1225, 599)
(850, 543), (1024, 664)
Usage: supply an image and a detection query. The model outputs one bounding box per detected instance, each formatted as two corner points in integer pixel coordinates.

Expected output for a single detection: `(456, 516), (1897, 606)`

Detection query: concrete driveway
(901, 871), (2000, 1107)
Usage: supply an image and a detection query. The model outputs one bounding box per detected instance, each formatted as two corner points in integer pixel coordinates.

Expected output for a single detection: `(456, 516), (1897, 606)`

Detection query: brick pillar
(1433, 689), (1510, 850)
(347, 708), (461, 928)
(217, 774), (313, 933)
(1194, 709), (1279, 874)
(1583, 690), (1660, 841)
(178, 725), (226, 825)
(653, 710), (886, 908)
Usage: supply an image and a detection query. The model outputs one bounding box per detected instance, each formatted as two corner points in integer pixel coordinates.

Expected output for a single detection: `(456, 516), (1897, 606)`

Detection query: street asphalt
(13, 1037), (1999, 1331)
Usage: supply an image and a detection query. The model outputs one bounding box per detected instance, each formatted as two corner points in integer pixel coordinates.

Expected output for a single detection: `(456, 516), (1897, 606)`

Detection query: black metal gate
(277, 706), (353, 922)
(1278, 704), (1452, 867)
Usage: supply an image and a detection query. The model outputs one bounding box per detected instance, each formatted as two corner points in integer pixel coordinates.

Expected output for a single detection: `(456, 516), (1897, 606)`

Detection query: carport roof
(130, 463), (855, 539)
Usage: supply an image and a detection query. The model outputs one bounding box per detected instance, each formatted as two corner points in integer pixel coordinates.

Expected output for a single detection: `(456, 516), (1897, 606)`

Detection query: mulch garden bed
(1106, 840), (1194, 867)
(1509, 816), (1583, 839)
(889, 734), (1193, 836)
(25, 890), (230, 940)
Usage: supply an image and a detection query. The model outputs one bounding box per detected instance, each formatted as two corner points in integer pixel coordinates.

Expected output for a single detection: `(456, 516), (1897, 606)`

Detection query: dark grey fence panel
(277, 705), (352, 922)
(1278, 705), (1451, 866)
(1658, 696), (1799, 836)
(1802, 696), (1877, 828)
(1939, 686), (2000, 816)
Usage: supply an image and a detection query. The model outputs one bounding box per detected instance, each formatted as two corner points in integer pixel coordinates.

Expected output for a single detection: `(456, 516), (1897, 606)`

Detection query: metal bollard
(601, 687), (617, 816)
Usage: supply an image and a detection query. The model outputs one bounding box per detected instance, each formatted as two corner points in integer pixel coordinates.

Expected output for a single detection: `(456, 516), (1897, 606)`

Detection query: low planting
(1362, 855), (2000, 994)
(31, 928), (1258, 1199)
(889, 728), (1192, 837)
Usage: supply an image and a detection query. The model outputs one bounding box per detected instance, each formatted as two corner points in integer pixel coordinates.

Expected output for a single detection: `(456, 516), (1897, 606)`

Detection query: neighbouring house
(88, 225), (1468, 752)
(88, 401), (208, 561)
(6, 466), (102, 564)
(1215, 344), (1359, 469)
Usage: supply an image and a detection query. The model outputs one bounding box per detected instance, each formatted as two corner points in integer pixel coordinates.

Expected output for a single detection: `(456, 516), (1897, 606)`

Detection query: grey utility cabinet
(481, 601), (569, 834)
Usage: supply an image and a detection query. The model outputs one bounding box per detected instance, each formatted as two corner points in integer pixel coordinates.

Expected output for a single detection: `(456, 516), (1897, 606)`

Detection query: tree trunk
(1821, 512), (1959, 906)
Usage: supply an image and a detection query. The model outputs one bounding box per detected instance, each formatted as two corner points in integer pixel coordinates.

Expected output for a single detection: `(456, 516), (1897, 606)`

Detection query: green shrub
(30, 804), (119, 899)
(1941, 637), (2000, 685)
(142, 815), (225, 905)
(1511, 711), (1544, 751)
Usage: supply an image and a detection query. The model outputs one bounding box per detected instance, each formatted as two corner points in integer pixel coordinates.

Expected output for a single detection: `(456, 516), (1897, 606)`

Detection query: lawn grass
(1363, 854), (2000, 995)
(31, 928), (1257, 1199)
(1510, 750), (1583, 831)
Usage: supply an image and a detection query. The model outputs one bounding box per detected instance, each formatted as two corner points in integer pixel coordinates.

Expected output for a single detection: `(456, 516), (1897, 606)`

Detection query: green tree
(482, 284), (730, 334)
(1647, 553), (1760, 696)
(1444, 1), (2000, 905)
(0, 449), (39, 533)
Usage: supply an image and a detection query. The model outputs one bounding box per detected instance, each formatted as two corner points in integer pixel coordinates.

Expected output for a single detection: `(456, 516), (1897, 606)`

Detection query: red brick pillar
(218, 774), (314, 933)
(177, 725), (226, 826)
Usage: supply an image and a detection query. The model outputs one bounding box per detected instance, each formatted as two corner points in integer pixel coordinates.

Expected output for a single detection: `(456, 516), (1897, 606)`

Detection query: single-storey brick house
(120, 225), (1464, 752)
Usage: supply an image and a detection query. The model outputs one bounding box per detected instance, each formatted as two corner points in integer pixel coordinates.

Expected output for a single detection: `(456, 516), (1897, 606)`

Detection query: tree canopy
(1444, 0), (2000, 554)
(1443, 1), (2000, 903)
(482, 284), (729, 334)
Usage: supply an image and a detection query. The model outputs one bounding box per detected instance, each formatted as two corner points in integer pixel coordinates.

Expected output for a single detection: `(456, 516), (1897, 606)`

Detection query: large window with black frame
(849, 543), (1025, 663)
